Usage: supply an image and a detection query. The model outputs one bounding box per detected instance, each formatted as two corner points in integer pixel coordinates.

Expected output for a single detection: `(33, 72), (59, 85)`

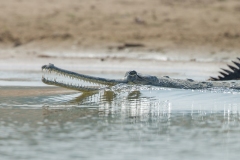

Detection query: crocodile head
(41, 64), (160, 92)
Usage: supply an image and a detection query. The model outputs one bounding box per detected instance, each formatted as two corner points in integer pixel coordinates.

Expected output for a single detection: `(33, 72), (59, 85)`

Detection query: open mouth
(41, 64), (119, 92)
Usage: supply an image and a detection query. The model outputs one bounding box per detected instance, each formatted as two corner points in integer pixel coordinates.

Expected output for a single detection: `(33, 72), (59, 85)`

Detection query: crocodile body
(42, 58), (240, 92)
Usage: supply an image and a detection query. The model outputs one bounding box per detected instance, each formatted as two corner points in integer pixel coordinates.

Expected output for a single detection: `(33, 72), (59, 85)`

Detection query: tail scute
(209, 57), (240, 81)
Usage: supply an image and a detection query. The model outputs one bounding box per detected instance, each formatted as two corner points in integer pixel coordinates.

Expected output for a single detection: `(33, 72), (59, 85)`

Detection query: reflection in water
(42, 90), (240, 126)
(1, 86), (240, 160)
(44, 90), (171, 119)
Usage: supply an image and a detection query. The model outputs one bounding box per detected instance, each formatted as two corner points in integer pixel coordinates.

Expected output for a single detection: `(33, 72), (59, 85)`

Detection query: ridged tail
(209, 57), (240, 81)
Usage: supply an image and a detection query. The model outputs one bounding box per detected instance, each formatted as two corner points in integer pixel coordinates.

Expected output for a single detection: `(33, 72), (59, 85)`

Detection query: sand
(1, 0), (240, 50)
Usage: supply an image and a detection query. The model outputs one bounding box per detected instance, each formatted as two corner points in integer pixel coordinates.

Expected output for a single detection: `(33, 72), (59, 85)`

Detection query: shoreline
(1, 47), (238, 81)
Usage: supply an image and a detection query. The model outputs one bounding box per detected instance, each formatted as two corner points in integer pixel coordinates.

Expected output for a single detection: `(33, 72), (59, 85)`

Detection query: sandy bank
(0, 0), (240, 52)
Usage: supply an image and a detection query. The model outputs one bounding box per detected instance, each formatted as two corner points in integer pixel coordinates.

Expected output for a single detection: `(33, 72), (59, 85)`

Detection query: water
(1, 71), (240, 160)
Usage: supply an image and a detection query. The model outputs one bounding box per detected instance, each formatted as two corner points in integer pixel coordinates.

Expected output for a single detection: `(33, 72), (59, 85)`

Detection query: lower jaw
(42, 77), (101, 92)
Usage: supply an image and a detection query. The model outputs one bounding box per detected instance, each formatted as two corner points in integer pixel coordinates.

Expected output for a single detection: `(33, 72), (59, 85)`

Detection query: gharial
(42, 58), (240, 92)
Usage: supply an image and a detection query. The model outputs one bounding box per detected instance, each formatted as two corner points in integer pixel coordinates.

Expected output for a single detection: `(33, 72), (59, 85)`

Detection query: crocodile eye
(129, 71), (137, 76)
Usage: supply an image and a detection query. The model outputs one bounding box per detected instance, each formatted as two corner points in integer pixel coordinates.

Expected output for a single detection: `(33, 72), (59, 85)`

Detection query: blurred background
(1, 0), (240, 51)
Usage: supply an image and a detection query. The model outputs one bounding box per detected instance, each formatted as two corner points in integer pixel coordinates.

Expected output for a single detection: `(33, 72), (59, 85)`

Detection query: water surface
(0, 71), (240, 160)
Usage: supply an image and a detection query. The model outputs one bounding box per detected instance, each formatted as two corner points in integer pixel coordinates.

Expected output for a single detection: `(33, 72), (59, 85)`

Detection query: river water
(0, 71), (240, 160)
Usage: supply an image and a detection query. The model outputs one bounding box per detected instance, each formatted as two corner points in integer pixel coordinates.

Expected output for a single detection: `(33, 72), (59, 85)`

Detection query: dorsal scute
(209, 57), (240, 81)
